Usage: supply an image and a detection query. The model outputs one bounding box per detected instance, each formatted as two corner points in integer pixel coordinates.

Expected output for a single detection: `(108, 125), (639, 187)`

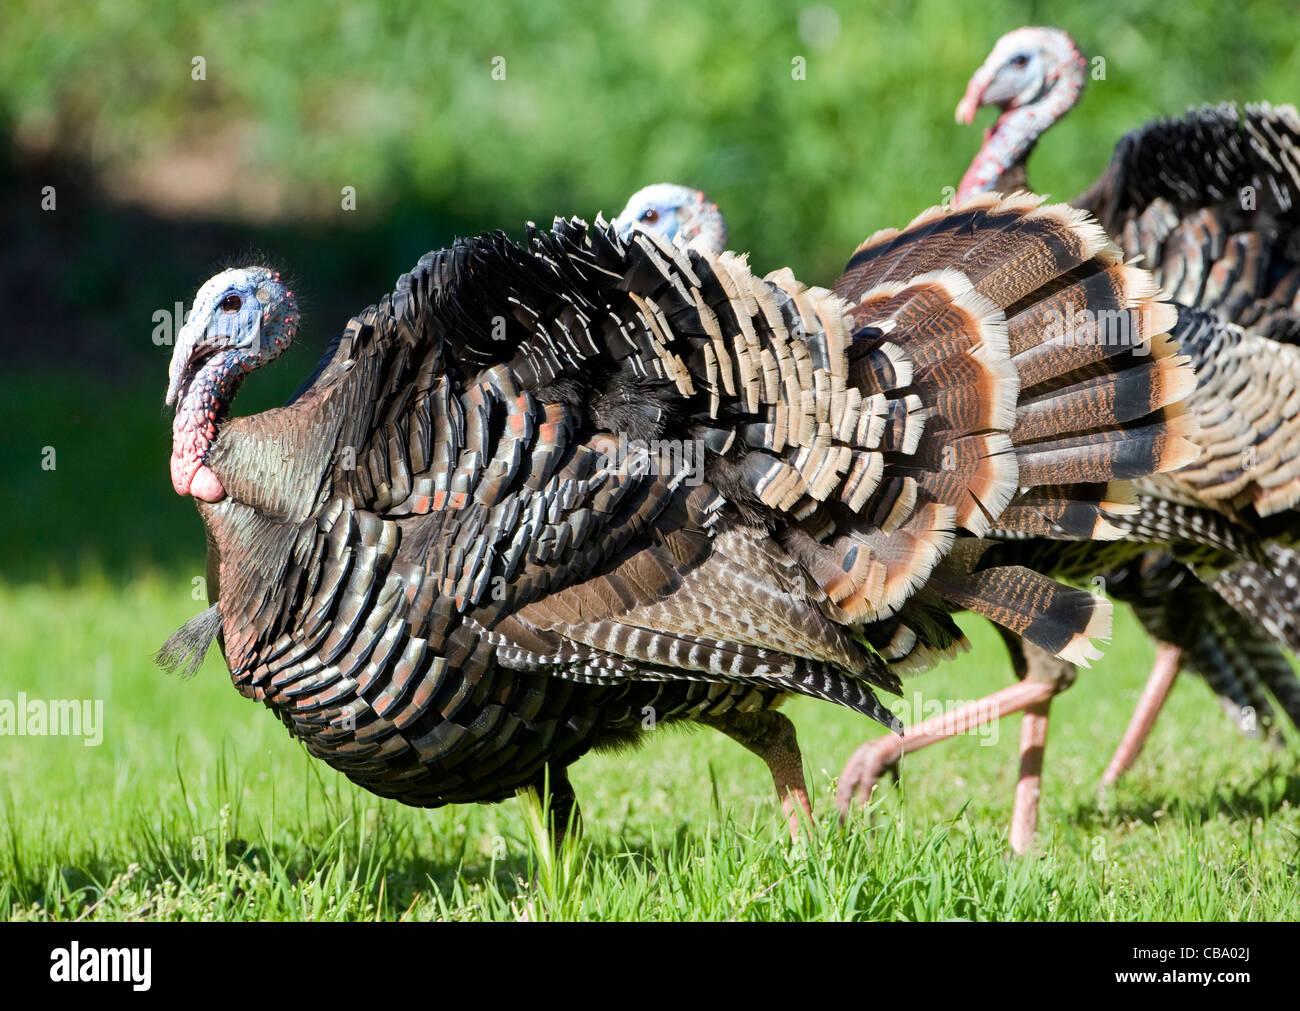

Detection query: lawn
(3, 571), (1297, 921)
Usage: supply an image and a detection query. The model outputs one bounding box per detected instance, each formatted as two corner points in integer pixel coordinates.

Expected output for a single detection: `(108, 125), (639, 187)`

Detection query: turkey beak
(956, 68), (993, 124)
(165, 320), (204, 408)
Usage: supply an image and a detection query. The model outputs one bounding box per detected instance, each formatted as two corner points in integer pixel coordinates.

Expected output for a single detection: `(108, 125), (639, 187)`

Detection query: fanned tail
(396, 204), (1198, 728)
(830, 193), (1197, 666)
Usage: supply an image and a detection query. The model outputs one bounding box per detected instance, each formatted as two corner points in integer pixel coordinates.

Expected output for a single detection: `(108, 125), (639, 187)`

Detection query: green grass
(3, 0), (1298, 284)
(2, 573), (1297, 921)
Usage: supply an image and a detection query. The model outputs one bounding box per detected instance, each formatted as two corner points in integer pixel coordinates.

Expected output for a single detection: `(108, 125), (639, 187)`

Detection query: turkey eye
(1010, 54), (1029, 68)
(640, 209), (660, 224)
(219, 294), (242, 312)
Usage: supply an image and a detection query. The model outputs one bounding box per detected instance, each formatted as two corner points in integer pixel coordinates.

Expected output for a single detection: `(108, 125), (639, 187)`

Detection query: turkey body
(1076, 104), (1300, 346)
(163, 200), (1194, 825)
(1083, 110), (1300, 746)
(199, 497), (776, 808)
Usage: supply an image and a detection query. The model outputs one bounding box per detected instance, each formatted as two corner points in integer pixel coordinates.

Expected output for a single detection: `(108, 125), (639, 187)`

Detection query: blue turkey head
(956, 26), (1084, 123)
(165, 266), (299, 501)
(614, 183), (729, 254)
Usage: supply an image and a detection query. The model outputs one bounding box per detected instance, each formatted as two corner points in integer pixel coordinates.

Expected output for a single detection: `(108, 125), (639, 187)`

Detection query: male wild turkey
(618, 182), (1300, 850)
(160, 197), (1197, 843)
(955, 28), (1300, 339)
(944, 26), (1300, 787)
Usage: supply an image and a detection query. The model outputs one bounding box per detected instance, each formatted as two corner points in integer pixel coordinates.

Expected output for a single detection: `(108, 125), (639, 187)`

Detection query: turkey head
(166, 267), (299, 502)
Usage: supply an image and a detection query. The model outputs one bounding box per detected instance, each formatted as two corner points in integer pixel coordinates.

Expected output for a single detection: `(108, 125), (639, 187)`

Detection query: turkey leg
(704, 709), (812, 839)
(520, 764), (582, 851)
(1098, 644), (1183, 787)
(836, 637), (1074, 855)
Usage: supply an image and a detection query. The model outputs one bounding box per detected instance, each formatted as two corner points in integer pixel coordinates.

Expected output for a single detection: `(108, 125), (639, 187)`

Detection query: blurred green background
(2, 0), (1297, 581)
(2, 1), (1299, 921)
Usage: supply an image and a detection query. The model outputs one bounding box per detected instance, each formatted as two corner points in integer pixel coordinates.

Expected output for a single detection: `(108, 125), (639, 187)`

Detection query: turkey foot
(838, 638), (1073, 855)
(1098, 644), (1183, 788)
(835, 678), (1056, 820)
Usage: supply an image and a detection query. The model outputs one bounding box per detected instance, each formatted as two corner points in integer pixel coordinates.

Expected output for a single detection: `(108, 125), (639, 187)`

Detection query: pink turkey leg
(1009, 699), (1051, 855)
(836, 678), (1057, 817)
(1098, 645), (1182, 788)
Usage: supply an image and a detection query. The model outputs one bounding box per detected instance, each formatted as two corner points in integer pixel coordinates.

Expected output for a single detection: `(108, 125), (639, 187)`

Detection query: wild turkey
(945, 26), (1300, 787)
(159, 196), (1196, 843)
(955, 27), (1300, 339)
(619, 182), (1300, 851)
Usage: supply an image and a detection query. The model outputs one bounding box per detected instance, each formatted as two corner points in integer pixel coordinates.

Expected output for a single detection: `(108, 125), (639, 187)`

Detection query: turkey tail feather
(832, 192), (1196, 663)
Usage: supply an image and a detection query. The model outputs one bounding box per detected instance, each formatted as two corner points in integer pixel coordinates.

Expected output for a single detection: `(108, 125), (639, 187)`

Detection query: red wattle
(170, 452), (226, 502)
(190, 465), (226, 502)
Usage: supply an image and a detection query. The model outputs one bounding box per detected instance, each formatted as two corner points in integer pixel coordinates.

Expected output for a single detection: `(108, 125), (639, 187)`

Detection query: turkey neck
(171, 352), (245, 498)
(956, 73), (1085, 201)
